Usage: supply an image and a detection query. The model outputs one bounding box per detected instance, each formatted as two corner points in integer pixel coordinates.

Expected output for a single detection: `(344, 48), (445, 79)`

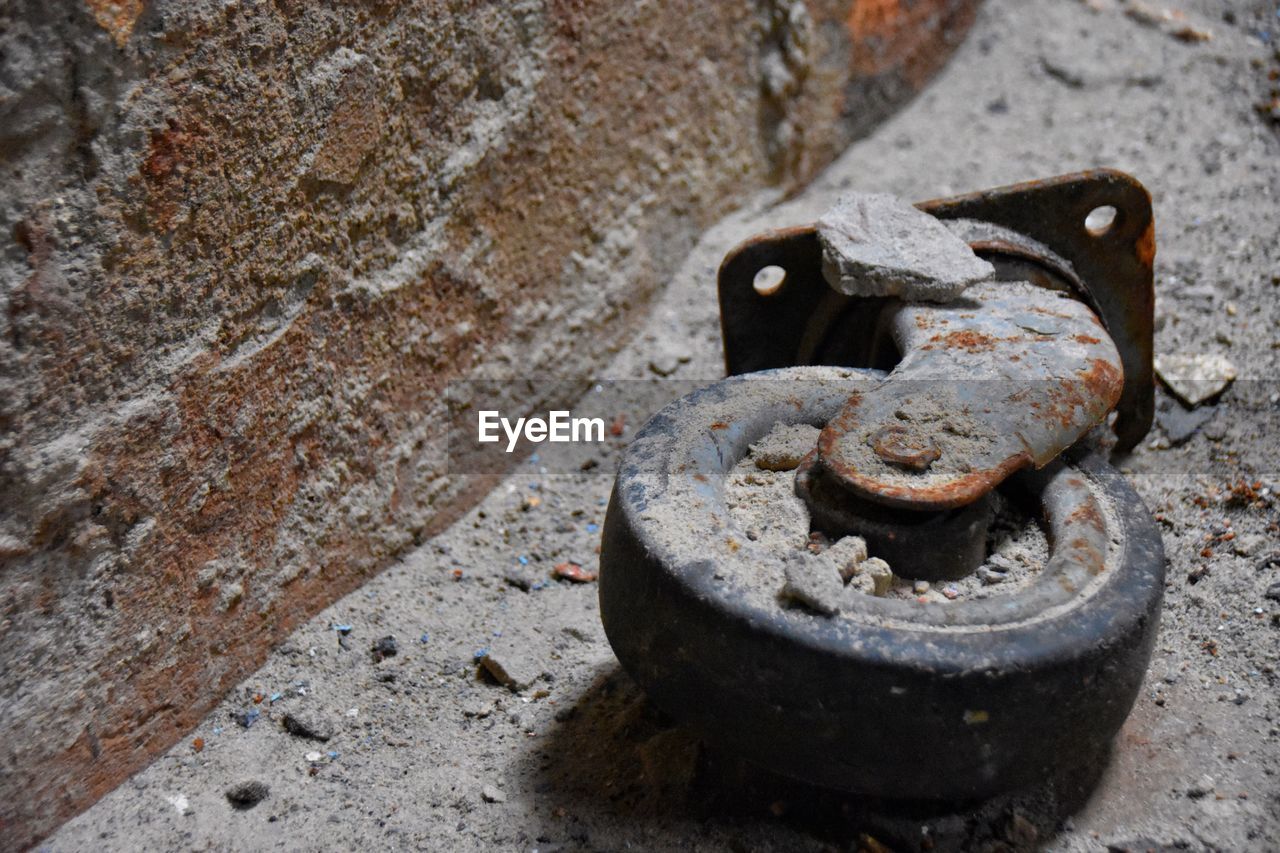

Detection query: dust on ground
(50, 0), (1280, 850)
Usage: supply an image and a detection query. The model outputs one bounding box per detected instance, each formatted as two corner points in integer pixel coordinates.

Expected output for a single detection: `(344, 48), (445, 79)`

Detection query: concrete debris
(552, 562), (597, 583)
(371, 635), (399, 663)
(820, 535), (869, 582)
(853, 556), (893, 596)
(224, 781), (269, 810)
(816, 193), (993, 302)
(479, 640), (545, 692)
(977, 566), (1008, 585)
(780, 555), (845, 615)
(282, 712), (332, 742)
(1122, 1), (1213, 42)
(1154, 354), (1237, 406)
(481, 785), (507, 803)
(750, 423), (821, 471)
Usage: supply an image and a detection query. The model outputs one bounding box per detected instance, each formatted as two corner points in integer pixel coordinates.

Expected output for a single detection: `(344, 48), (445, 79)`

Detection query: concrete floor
(48, 0), (1279, 850)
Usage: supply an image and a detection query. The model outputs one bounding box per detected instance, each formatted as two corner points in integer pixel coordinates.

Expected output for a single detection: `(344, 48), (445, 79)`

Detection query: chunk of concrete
(479, 638), (545, 693)
(817, 193), (994, 302)
(781, 556), (846, 616)
(1154, 353), (1237, 407)
(858, 557), (894, 596)
(817, 535), (869, 582)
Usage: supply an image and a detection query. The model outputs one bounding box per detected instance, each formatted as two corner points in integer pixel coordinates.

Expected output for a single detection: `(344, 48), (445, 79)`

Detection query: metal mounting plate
(717, 169), (1156, 451)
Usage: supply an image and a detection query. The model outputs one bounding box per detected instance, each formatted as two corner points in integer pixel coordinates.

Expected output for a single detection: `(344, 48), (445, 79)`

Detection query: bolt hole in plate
(1085, 204), (1118, 236)
(599, 367), (1165, 800)
(753, 264), (787, 296)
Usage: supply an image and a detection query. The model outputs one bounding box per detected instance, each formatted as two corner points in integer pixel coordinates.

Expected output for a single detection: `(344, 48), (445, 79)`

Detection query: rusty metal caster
(598, 171), (1165, 800)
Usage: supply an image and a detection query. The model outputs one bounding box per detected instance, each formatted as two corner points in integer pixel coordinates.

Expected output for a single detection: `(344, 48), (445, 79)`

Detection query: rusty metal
(598, 368), (1166, 799)
(811, 282), (1125, 511)
(598, 172), (1166, 801)
(868, 424), (940, 471)
(717, 169), (1155, 452)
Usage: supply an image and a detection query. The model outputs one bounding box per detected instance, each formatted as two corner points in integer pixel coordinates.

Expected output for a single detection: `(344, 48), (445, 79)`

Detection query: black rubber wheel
(598, 367), (1165, 800)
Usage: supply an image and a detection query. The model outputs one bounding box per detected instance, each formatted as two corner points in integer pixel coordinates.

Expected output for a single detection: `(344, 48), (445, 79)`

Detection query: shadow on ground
(527, 663), (1113, 852)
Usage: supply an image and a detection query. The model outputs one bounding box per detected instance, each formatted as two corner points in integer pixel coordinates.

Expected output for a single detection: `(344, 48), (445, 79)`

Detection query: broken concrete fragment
(816, 193), (994, 302)
(282, 712), (332, 742)
(1154, 353), (1237, 407)
(481, 785), (507, 803)
(817, 535), (869, 582)
(977, 566), (1007, 586)
(859, 557), (894, 596)
(370, 635), (398, 663)
(224, 780), (269, 810)
(479, 640), (545, 692)
(750, 423), (821, 471)
(781, 556), (845, 616)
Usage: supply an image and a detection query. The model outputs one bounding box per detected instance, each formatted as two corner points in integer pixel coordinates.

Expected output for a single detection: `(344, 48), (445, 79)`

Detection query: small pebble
(480, 641), (545, 692)
(978, 566), (1007, 585)
(481, 785), (507, 803)
(859, 557), (894, 596)
(553, 562), (597, 583)
(780, 556), (845, 616)
(282, 711), (332, 742)
(371, 635), (398, 663)
(225, 780), (270, 810)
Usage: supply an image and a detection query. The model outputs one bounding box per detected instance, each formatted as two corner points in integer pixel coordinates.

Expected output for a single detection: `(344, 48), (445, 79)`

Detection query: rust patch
(1135, 220), (1157, 268)
(845, 0), (976, 86)
(85, 0), (144, 47)
(1073, 334), (1102, 345)
(709, 421), (729, 431)
(929, 329), (998, 353)
(140, 121), (206, 232)
(1067, 501), (1106, 533)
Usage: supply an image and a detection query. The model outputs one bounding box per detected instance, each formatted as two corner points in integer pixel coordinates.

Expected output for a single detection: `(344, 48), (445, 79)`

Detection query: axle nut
(868, 425), (940, 472)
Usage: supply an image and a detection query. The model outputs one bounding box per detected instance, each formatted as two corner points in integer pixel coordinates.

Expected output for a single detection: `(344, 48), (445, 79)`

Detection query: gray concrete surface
(47, 0), (1280, 849)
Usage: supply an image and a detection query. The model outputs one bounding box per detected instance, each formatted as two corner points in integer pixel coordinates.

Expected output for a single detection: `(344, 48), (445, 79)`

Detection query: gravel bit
(225, 780), (270, 810)
(371, 635), (398, 663)
(281, 711), (332, 742)
(479, 639), (545, 692)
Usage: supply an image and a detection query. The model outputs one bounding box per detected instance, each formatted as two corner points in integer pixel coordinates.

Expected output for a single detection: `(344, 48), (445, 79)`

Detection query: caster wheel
(599, 367), (1165, 800)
